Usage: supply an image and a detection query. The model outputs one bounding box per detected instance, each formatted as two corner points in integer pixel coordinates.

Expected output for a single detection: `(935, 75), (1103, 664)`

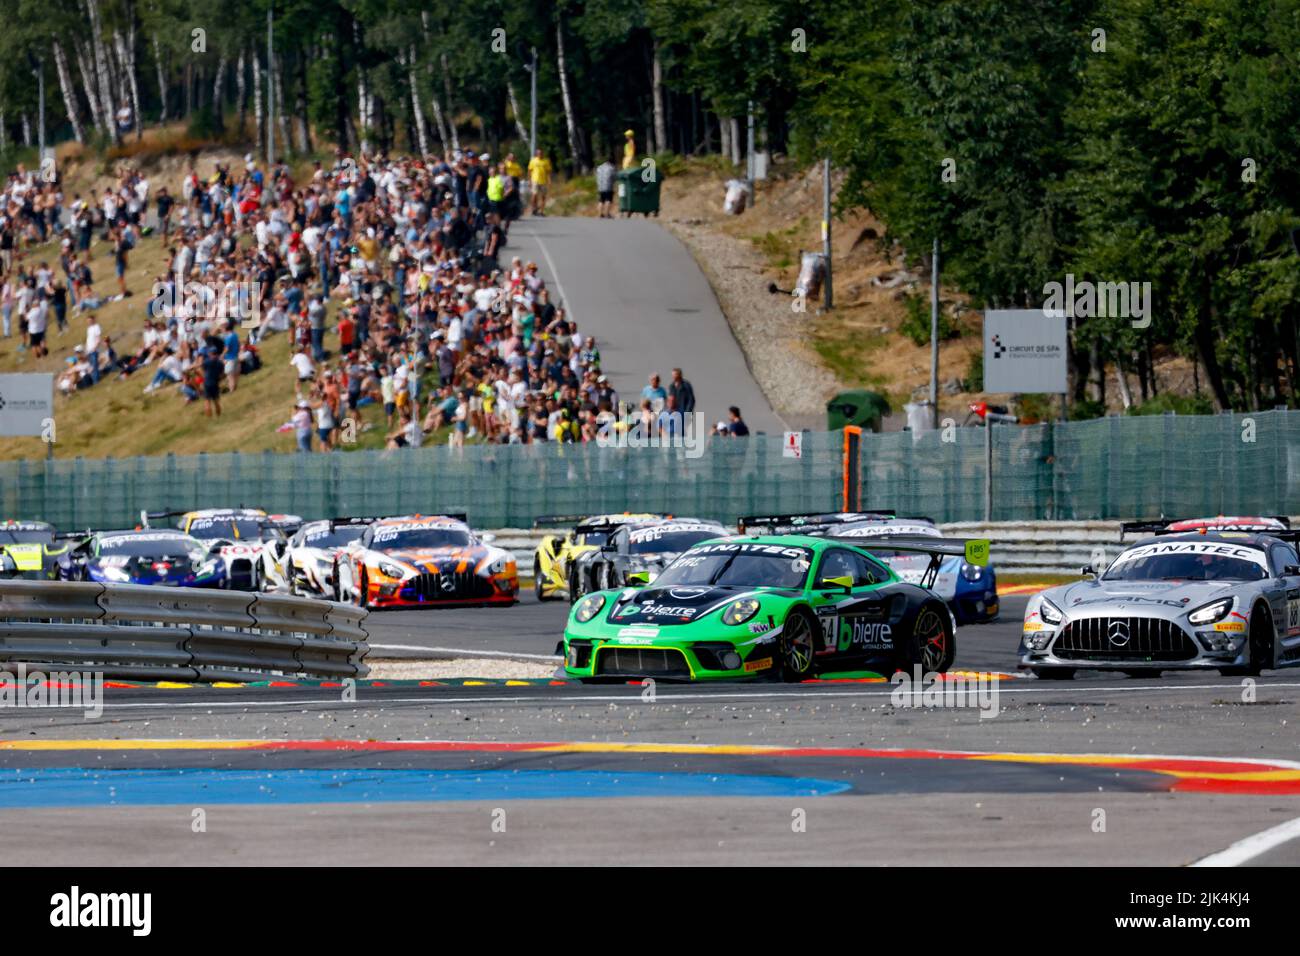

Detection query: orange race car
(334, 514), (518, 609)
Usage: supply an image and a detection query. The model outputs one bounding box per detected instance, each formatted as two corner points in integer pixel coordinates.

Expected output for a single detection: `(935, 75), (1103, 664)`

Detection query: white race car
(278, 518), (372, 598)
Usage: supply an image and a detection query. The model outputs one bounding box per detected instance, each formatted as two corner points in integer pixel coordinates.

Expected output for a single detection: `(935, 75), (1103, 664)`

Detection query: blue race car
(57, 529), (229, 588)
(739, 512), (999, 623)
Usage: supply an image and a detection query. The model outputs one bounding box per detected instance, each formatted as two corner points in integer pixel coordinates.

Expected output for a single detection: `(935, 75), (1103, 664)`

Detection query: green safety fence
(2, 411), (1297, 528)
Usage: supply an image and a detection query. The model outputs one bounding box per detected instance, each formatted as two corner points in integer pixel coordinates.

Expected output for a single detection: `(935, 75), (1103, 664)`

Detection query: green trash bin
(826, 390), (891, 432)
(616, 168), (662, 217)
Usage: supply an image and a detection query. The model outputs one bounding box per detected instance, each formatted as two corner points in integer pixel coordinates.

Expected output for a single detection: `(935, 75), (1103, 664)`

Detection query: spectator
(292, 400), (313, 452)
(201, 346), (224, 417)
(728, 406), (750, 437)
(669, 367), (696, 415)
(528, 149), (552, 216)
(595, 157), (616, 219)
(85, 315), (103, 382)
(641, 373), (667, 412)
(222, 320), (242, 392)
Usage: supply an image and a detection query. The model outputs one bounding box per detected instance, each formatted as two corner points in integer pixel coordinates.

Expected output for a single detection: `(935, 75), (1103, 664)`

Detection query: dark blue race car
(57, 529), (229, 588)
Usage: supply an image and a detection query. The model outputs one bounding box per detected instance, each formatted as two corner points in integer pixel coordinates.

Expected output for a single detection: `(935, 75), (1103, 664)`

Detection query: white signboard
(983, 309), (1067, 394)
(0, 373), (53, 437)
(783, 431), (803, 459)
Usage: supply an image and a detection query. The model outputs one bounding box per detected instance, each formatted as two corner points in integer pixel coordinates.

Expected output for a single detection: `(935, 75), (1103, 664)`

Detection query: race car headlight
(722, 598), (761, 626)
(574, 593), (606, 623)
(377, 560), (408, 579)
(488, 556), (513, 575)
(1189, 597), (1233, 626)
(100, 566), (131, 582)
(198, 559), (221, 577)
(960, 561), (983, 582)
(1038, 598), (1063, 626)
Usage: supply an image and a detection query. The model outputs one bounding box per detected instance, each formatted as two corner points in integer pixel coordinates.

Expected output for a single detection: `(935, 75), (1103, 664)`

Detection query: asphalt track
(505, 216), (784, 434)
(3, 588), (1300, 866)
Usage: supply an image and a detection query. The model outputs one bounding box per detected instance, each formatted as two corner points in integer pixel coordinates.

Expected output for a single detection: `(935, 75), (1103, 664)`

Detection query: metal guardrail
(0, 580), (369, 681)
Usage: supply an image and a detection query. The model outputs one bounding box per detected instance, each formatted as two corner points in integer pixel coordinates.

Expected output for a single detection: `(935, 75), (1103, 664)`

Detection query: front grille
(1054, 616), (1197, 661)
(595, 647), (691, 678)
(410, 570), (494, 601)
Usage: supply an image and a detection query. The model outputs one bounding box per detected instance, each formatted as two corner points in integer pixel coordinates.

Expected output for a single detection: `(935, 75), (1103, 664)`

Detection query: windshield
(653, 543), (812, 589)
(98, 533), (204, 558)
(0, 528), (54, 545)
(627, 526), (724, 554)
(1103, 542), (1268, 582)
(187, 517), (265, 540)
(371, 526), (474, 550)
(574, 529), (612, 547)
(301, 525), (368, 549)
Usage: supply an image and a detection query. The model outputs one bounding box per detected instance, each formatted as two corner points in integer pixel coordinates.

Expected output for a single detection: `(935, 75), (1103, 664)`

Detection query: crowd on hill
(0, 143), (754, 450)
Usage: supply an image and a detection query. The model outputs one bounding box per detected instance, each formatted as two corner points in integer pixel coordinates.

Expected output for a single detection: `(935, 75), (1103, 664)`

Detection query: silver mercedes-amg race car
(1021, 519), (1300, 678)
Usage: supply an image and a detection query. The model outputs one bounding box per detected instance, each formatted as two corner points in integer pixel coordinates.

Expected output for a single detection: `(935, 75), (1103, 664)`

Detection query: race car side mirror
(626, 571), (651, 586)
(819, 575), (853, 593)
(600, 543), (618, 553)
(1285, 565), (1300, 577)
(479, 533), (496, 543)
(1081, 565), (1096, 578)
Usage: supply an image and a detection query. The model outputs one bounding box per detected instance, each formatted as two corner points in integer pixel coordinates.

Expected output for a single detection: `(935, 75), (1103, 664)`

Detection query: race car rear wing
(533, 514), (591, 528)
(361, 512), (470, 525)
(739, 511), (897, 534)
(828, 534), (988, 590)
(140, 505), (265, 528)
(533, 513), (669, 530)
(328, 516), (380, 531)
(1120, 517), (1293, 541)
(140, 508), (188, 528)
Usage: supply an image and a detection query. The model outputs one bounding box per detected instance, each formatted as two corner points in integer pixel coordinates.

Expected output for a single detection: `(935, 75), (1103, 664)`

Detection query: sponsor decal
(628, 523), (723, 544)
(1110, 541), (1268, 570)
(1022, 621), (1045, 632)
(743, 657), (773, 673)
(638, 604), (696, 618)
(840, 523), (939, 538)
(748, 620), (772, 634)
(101, 532), (187, 547)
(687, 542), (810, 559)
(617, 626), (659, 638)
(837, 618), (893, 651)
(1213, 621), (1246, 633)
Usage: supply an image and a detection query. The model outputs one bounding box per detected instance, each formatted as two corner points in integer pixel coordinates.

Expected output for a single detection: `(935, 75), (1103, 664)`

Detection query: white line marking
(73, 679), (1300, 711)
(368, 643), (560, 662)
(528, 225), (574, 318)
(1191, 815), (1300, 867)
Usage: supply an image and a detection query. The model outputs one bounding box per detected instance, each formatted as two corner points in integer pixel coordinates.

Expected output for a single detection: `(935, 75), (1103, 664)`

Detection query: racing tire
(1219, 607), (1270, 677)
(356, 569), (370, 610)
(568, 564), (587, 605)
(533, 559), (551, 601)
(1032, 667), (1075, 680)
(779, 608), (818, 682)
(893, 601), (956, 676)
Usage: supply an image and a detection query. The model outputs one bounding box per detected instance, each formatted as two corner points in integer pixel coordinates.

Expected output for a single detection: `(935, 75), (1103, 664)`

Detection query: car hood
(380, 546), (491, 573)
(1048, 578), (1240, 614)
(606, 584), (790, 626)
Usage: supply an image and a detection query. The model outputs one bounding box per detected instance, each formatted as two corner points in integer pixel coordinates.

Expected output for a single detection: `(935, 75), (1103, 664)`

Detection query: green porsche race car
(561, 532), (981, 681)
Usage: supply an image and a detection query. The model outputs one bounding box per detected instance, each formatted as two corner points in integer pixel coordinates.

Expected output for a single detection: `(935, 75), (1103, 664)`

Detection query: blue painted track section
(0, 767), (851, 806)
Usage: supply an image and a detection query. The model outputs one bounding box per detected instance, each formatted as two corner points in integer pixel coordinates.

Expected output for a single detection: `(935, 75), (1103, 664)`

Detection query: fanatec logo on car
(1108, 620), (1130, 647)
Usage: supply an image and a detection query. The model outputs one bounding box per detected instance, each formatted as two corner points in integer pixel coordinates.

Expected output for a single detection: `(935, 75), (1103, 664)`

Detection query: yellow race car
(532, 513), (663, 601)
